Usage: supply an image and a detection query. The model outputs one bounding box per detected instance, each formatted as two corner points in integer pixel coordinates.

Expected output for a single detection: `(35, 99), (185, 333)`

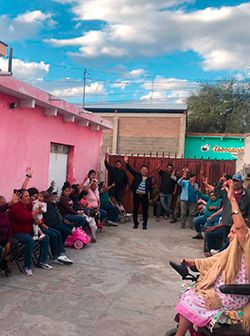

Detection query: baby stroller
(117, 203), (132, 224)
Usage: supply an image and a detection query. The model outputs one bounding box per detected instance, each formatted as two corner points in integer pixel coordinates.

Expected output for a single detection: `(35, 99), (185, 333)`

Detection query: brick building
(85, 105), (187, 156)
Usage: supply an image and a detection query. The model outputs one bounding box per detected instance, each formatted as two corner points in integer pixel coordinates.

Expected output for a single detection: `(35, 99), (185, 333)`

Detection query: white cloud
(0, 58), (50, 80)
(51, 82), (104, 98)
(111, 81), (130, 90)
(127, 69), (145, 78)
(141, 77), (199, 104)
(46, 1), (250, 72)
(0, 10), (56, 42)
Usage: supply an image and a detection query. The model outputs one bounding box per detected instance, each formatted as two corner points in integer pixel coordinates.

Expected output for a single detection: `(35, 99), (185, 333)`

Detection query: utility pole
(82, 67), (87, 109)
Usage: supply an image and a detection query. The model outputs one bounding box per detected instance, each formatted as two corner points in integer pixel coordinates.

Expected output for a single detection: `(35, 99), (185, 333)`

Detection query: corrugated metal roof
(85, 103), (187, 114)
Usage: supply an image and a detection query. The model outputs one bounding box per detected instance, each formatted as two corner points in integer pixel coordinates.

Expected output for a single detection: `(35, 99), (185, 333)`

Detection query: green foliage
(187, 81), (250, 133)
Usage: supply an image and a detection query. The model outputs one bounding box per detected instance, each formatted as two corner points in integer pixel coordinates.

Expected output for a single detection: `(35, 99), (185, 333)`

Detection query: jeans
(160, 193), (172, 216)
(206, 227), (226, 251)
(101, 204), (119, 222)
(13, 232), (49, 268)
(50, 223), (74, 242)
(41, 227), (65, 258)
(180, 201), (197, 228)
(153, 201), (162, 217)
(133, 193), (149, 228)
(65, 214), (89, 234)
(193, 215), (207, 233)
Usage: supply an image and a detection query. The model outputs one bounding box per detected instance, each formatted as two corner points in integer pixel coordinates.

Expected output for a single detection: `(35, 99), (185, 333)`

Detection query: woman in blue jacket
(124, 156), (152, 230)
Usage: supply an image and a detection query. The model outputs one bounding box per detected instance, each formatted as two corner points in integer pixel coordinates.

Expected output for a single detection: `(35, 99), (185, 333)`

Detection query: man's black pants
(133, 193), (149, 228)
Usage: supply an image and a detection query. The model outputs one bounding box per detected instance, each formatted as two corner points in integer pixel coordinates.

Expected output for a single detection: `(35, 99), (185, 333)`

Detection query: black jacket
(104, 160), (128, 190)
(125, 163), (152, 194)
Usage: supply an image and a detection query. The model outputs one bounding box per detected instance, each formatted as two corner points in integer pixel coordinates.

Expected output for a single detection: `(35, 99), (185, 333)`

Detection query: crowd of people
(0, 167), (121, 277)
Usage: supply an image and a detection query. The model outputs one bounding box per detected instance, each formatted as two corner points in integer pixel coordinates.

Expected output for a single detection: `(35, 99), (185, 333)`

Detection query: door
(48, 143), (69, 193)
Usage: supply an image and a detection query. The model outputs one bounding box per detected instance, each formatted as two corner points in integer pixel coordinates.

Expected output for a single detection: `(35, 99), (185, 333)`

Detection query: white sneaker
(23, 267), (33, 276)
(210, 249), (220, 255)
(40, 263), (53, 270)
(107, 220), (119, 227)
(57, 255), (73, 265)
(33, 236), (39, 241)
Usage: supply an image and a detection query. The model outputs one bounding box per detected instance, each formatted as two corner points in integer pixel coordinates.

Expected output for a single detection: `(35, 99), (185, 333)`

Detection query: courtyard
(0, 218), (203, 336)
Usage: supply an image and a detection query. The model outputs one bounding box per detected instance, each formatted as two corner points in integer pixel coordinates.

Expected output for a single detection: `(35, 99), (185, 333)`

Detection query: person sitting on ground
(99, 182), (119, 226)
(150, 176), (162, 222)
(9, 189), (52, 275)
(124, 155), (152, 230)
(104, 153), (128, 205)
(0, 193), (20, 275)
(178, 170), (198, 229)
(174, 179), (250, 336)
(192, 190), (222, 240)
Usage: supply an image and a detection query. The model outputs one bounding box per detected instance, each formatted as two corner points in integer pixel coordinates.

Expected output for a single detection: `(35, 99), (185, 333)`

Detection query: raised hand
(226, 179), (235, 201)
(25, 167), (33, 177)
(124, 155), (129, 163)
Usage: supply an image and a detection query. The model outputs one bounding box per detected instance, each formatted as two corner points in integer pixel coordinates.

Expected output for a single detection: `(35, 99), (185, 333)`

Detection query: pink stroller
(64, 227), (91, 250)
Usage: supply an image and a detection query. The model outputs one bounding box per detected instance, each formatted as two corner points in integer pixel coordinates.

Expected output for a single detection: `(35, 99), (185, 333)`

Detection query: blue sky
(0, 0), (250, 107)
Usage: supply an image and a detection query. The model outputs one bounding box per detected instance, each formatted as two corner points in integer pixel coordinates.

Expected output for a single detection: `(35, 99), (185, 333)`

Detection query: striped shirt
(136, 177), (147, 195)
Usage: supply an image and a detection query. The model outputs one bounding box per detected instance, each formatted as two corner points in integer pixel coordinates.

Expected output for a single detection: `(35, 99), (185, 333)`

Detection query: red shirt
(9, 202), (33, 235)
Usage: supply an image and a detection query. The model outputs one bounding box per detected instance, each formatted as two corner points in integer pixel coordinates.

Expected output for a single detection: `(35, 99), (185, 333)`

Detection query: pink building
(0, 76), (112, 198)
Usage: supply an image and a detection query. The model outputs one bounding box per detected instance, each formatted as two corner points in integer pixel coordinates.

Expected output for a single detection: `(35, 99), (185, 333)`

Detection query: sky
(0, 0), (250, 107)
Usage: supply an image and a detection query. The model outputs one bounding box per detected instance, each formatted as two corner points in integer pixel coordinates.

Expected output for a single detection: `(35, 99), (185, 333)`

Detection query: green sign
(185, 136), (244, 160)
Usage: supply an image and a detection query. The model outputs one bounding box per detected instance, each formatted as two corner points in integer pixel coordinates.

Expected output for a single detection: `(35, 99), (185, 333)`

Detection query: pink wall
(0, 92), (103, 199)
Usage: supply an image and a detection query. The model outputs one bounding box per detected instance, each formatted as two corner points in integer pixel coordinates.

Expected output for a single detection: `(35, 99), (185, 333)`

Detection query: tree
(187, 81), (250, 133)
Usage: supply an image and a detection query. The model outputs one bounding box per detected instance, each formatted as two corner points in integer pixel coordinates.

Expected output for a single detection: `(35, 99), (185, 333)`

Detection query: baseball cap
(232, 173), (244, 182)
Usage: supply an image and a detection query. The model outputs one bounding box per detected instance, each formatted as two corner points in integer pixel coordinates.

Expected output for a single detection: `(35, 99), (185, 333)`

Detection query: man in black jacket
(104, 153), (128, 205)
(124, 155), (152, 230)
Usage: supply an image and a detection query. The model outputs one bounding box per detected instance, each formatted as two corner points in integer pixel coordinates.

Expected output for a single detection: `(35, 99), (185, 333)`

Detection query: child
(32, 192), (46, 241)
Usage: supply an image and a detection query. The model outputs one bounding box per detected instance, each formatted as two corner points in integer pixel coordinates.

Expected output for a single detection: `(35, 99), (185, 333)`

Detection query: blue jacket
(178, 178), (198, 202)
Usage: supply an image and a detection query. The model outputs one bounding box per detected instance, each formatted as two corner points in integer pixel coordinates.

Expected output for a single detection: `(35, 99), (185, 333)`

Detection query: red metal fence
(107, 154), (236, 212)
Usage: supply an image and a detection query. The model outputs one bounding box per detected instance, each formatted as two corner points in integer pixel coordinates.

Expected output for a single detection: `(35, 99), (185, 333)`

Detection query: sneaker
(33, 236), (39, 241)
(192, 234), (203, 240)
(107, 220), (119, 227)
(57, 255), (74, 264)
(70, 227), (76, 235)
(40, 263), (53, 270)
(23, 267), (33, 276)
(210, 249), (220, 256)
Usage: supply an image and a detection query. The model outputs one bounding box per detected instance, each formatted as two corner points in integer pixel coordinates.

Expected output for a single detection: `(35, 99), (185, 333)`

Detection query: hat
(27, 187), (39, 197)
(232, 173), (244, 182)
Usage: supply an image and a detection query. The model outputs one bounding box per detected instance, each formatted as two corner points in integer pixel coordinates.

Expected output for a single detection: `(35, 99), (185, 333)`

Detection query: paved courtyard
(0, 218), (204, 336)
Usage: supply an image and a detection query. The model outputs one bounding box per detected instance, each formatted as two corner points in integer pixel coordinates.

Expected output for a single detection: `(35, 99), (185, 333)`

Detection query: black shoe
(133, 224), (139, 229)
(170, 218), (177, 223)
(192, 234), (203, 240)
(142, 227), (147, 230)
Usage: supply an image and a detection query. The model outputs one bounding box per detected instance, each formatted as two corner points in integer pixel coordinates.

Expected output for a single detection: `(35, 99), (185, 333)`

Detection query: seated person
(0, 193), (20, 275)
(58, 182), (91, 236)
(192, 190), (222, 240)
(43, 192), (75, 242)
(84, 180), (107, 223)
(9, 189), (52, 276)
(99, 182), (119, 226)
(174, 180), (250, 336)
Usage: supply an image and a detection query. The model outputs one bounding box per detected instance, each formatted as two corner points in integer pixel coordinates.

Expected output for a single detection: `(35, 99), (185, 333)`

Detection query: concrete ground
(0, 217), (204, 336)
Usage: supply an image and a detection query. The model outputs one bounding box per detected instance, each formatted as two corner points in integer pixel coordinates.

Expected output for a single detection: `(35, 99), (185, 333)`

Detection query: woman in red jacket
(9, 189), (52, 276)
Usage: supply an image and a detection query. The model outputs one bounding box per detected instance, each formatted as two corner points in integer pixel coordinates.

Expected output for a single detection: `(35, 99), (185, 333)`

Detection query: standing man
(157, 160), (177, 220)
(104, 153), (128, 205)
(178, 171), (198, 229)
(124, 155), (152, 230)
